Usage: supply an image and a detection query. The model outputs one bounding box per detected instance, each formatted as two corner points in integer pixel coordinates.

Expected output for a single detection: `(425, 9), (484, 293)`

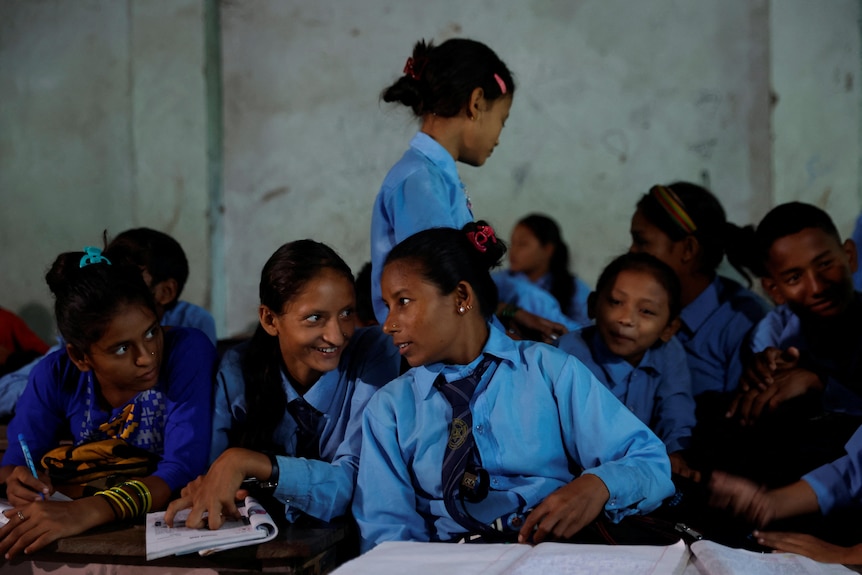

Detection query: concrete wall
(1, 0), (859, 339)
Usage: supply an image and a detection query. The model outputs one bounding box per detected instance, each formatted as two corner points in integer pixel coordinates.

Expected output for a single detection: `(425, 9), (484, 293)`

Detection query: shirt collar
(412, 323), (520, 400)
(409, 132), (461, 186)
(280, 367), (338, 414)
(680, 275), (722, 333)
(587, 326), (660, 387)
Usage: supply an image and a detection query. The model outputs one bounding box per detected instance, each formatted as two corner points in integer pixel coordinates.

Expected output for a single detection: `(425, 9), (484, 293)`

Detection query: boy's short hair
(755, 202), (841, 274)
(105, 228), (189, 305)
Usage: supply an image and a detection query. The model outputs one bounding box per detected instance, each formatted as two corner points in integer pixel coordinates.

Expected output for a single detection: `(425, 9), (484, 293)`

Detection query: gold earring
(466, 304), (473, 311)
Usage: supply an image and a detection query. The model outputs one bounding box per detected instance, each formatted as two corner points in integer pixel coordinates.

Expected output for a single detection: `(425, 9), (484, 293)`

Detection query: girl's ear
(259, 305), (280, 337)
(659, 317), (681, 343)
(586, 291), (597, 320)
(454, 281), (476, 313)
(844, 239), (858, 274)
(66, 343), (91, 372)
(467, 87), (485, 119)
(761, 276), (786, 306)
(152, 278), (178, 308)
(680, 235), (700, 265)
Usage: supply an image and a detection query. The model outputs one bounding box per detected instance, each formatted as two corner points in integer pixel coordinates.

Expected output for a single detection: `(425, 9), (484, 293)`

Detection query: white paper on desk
(690, 540), (855, 575)
(145, 496), (278, 561)
(331, 540), (689, 575)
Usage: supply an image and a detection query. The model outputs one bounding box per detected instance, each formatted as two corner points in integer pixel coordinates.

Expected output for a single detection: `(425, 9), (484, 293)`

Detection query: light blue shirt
(749, 300), (862, 415)
(558, 327), (695, 454)
(803, 424), (862, 514)
(491, 271), (581, 331)
(370, 132), (473, 324)
(852, 212), (862, 291)
(353, 324), (674, 552)
(162, 300), (217, 345)
(676, 276), (767, 395)
(211, 326), (401, 523)
(535, 272), (592, 327)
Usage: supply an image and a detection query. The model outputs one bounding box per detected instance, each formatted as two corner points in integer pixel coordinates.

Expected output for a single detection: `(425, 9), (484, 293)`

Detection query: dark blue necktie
(286, 397), (322, 460)
(436, 355), (498, 535)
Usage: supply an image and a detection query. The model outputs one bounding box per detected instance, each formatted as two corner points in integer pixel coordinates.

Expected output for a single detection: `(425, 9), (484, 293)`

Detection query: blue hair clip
(79, 246), (112, 268)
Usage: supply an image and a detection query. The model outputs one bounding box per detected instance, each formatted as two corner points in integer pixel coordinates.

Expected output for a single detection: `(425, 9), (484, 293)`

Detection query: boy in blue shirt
(558, 253), (698, 481)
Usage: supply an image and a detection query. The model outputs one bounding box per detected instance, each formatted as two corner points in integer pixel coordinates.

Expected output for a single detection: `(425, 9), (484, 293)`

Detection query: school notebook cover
(145, 495), (278, 561)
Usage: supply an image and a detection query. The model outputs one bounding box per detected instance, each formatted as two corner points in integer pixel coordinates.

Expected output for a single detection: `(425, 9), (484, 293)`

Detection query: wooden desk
(2, 521), (351, 574)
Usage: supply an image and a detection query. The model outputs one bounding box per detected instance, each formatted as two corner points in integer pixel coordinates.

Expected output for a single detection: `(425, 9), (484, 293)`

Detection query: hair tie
(403, 56), (426, 81)
(79, 246), (112, 268)
(650, 185), (697, 234)
(466, 225), (497, 253)
(493, 73), (507, 95)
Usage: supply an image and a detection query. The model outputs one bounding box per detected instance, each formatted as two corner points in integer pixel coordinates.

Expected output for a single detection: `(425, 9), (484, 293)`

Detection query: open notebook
(145, 495), (278, 561)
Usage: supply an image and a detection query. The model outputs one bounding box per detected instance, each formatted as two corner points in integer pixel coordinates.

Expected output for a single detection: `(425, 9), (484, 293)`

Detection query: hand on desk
(0, 497), (106, 559)
(752, 530), (862, 564)
(165, 447), (270, 531)
(518, 473), (609, 544)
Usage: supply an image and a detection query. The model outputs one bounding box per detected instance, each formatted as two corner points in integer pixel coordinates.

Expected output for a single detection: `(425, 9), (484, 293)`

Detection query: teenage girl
(354, 222), (673, 552)
(557, 252), (698, 481)
(165, 241), (400, 528)
(0, 248), (215, 558)
(629, 182), (767, 398)
(497, 213), (591, 327)
(369, 38), (565, 342)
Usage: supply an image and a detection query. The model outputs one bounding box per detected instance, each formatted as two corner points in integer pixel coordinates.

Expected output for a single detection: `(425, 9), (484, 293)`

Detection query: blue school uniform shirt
(557, 326), (695, 455)
(676, 275), (767, 396)
(353, 324), (674, 552)
(162, 300), (217, 345)
(370, 132), (473, 323)
(211, 326), (401, 523)
(803, 424), (862, 514)
(535, 272), (592, 327)
(491, 271), (581, 331)
(749, 298), (862, 415)
(2, 327), (215, 492)
(852, 212), (862, 290)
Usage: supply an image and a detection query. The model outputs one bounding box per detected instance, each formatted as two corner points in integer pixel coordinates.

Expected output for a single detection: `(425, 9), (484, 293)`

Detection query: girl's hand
(0, 498), (105, 559)
(753, 530), (862, 564)
(4, 466), (51, 506)
(165, 447), (270, 530)
(519, 474), (609, 544)
(512, 309), (568, 344)
(669, 452), (702, 483)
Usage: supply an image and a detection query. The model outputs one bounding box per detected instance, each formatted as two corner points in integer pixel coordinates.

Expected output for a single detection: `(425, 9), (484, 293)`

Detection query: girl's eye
(398, 298), (411, 307)
(114, 344), (129, 356)
(306, 314), (321, 323)
(144, 327), (157, 340)
(641, 308), (656, 316)
(339, 309), (354, 319)
(607, 297), (620, 306)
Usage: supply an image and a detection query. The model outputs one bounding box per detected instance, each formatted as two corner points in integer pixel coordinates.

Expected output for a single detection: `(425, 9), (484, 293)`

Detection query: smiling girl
(165, 240), (400, 529)
(0, 248), (215, 558)
(354, 222), (673, 552)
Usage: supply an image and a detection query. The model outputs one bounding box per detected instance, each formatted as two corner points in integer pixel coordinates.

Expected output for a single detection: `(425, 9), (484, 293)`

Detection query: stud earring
(458, 306), (466, 315)
(390, 323), (398, 329)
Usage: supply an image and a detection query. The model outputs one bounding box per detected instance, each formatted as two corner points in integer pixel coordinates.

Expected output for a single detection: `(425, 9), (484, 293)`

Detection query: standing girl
(165, 241), (400, 528)
(354, 222), (673, 552)
(0, 248), (215, 558)
(496, 213), (592, 327)
(629, 182), (767, 398)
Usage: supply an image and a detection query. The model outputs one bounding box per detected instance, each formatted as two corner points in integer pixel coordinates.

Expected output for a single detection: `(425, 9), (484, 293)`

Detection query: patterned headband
(650, 185), (697, 234)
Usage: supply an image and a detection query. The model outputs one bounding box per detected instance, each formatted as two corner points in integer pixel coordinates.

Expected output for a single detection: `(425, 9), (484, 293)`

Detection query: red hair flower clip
(466, 225), (497, 253)
(403, 56), (426, 81)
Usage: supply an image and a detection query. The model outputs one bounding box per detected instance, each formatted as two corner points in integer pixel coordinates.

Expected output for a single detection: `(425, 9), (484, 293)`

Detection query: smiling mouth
(394, 342), (411, 354)
(316, 346), (340, 355)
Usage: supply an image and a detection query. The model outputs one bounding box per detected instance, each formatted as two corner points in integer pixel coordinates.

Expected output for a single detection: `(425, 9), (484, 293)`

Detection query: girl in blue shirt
(0, 248), (216, 558)
(370, 39), (564, 343)
(354, 222), (673, 552)
(496, 213), (592, 327)
(629, 182), (767, 398)
(557, 253), (698, 481)
(165, 241), (400, 529)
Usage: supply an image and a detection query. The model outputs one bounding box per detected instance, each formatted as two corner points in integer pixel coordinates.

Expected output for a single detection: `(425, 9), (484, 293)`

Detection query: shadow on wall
(17, 302), (56, 345)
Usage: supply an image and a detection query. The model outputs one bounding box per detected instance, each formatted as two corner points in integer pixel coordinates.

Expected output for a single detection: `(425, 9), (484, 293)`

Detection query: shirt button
(491, 478), (499, 486)
(475, 424), (484, 433)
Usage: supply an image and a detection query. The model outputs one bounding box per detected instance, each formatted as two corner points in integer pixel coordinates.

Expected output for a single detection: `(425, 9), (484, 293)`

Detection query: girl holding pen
(0, 247), (215, 558)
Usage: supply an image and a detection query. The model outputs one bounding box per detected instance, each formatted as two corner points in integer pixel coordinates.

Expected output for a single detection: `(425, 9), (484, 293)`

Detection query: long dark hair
(46, 250), (157, 355)
(382, 38), (514, 118)
(235, 240), (354, 451)
(385, 221), (507, 319)
(516, 214), (576, 316)
(636, 181), (757, 284)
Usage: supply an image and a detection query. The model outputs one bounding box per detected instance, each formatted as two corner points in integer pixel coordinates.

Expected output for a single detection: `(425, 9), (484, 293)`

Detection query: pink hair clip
(403, 57), (426, 81)
(493, 73), (507, 95)
(466, 225), (497, 253)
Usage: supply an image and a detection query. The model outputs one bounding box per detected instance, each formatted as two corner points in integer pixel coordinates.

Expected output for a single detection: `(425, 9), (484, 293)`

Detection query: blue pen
(18, 433), (46, 500)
